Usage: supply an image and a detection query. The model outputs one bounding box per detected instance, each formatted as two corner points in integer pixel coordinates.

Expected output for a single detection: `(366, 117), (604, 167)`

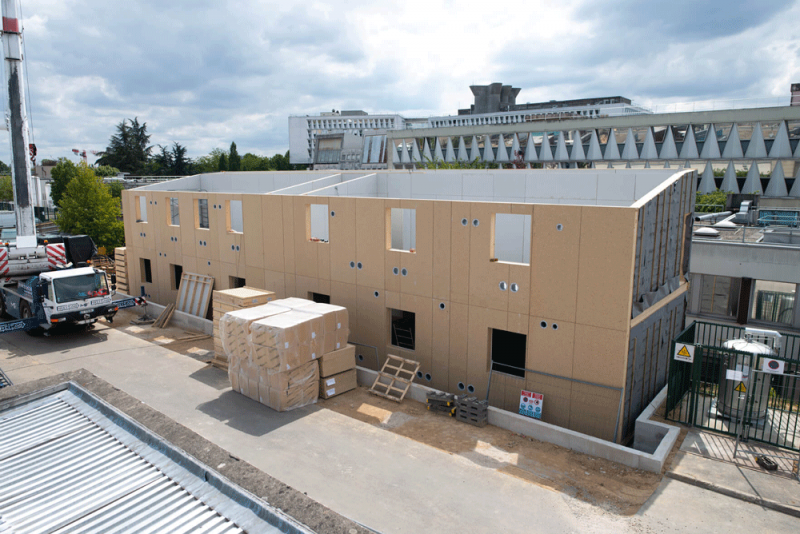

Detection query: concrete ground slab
(1, 319), (797, 533)
(666, 430), (800, 517)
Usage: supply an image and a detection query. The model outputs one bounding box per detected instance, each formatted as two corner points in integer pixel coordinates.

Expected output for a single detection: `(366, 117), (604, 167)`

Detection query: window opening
(389, 208), (416, 252)
(390, 309), (415, 351)
(492, 213), (531, 264)
(136, 196), (147, 223)
(197, 199), (209, 229)
(310, 292), (330, 304)
(227, 200), (243, 233)
(170, 264), (183, 290)
(491, 328), (526, 378)
(229, 276), (246, 289)
(751, 280), (795, 325)
(308, 204), (329, 242)
(140, 258), (152, 284)
(169, 197), (179, 226)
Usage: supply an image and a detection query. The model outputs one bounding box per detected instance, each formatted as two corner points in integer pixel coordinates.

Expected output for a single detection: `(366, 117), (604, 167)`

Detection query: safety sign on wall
(674, 343), (695, 363)
(762, 358), (785, 375)
(519, 390), (543, 420)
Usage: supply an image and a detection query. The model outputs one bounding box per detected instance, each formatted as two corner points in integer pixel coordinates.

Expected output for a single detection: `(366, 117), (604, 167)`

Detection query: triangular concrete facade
(659, 126), (678, 159)
(604, 129), (620, 160)
(400, 141), (410, 163)
(524, 133), (538, 162)
(434, 138), (444, 162)
(496, 134), (509, 162)
(764, 162), (787, 197)
(483, 135), (494, 162)
(621, 128), (639, 159)
(422, 139), (433, 162)
(457, 136), (468, 161)
(745, 123), (767, 158)
(698, 161), (716, 194)
(720, 161), (739, 192)
(790, 166), (800, 197)
(471, 136), (481, 162)
(722, 123), (743, 158)
(511, 134), (521, 162)
(411, 140), (422, 163)
(587, 130), (603, 160)
(640, 127), (658, 160)
(570, 130), (586, 161)
(768, 121), (792, 158)
(679, 127), (699, 159)
(741, 161), (761, 194)
(540, 134), (553, 161)
(700, 124), (720, 159)
(554, 131), (569, 160)
(445, 138), (455, 162)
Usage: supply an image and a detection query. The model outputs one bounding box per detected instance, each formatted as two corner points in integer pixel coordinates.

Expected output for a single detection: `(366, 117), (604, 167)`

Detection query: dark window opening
(310, 292), (330, 304)
(491, 329), (526, 378)
(171, 264), (183, 290)
(390, 309), (415, 351)
(140, 258), (152, 284)
(229, 276), (246, 289)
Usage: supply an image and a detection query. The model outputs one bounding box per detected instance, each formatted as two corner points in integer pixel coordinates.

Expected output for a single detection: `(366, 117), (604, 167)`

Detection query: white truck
(0, 0), (144, 334)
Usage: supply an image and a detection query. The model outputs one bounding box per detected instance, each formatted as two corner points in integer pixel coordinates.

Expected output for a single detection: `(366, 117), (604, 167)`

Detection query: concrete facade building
(122, 167), (695, 444)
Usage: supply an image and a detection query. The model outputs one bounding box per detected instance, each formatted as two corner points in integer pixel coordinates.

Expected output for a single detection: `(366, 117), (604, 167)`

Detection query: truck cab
(38, 267), (119, 328)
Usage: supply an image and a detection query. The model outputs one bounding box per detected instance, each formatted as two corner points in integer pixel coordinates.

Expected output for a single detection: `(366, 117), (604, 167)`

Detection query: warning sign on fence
(674, 343), (695, 363)
(519, 390), (543, 420)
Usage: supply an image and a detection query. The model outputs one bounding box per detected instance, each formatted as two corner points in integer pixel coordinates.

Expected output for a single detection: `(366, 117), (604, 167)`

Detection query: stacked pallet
(114, 247), (128, 294)
(212, 287), (276, 369)
(426, 392), (456, 417)
(220, 297), (352, 411)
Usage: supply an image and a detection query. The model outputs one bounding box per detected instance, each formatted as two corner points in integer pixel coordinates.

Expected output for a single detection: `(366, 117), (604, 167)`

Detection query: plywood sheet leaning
(176, 272), (215, 317)
(368, 354), (420, 402)
(151, 302), (175, 329)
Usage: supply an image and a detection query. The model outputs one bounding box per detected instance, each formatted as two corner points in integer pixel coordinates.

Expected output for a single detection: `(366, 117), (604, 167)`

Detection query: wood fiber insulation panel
(468, 305), (507, 399)
(216, 194), (241, 261)
(293, 196), (319, 279)
(568, 382), (621, 442)
(488, 372), (506, 408)
(400, 200), (433, 298)
(527, 317), (574, 378)
(384, 290), (400, 310)
(243, 194), (264, 268)
(281, 196), (296, 274)
(399, 294), (432, 365)
(263, 269), (287, 298)
(469, 202), (511, 311)
(219, 261), (246, 289)
(355, 198), (385, 289)
(121, 191), (134, 248)
(127, 193), (144, 250)
(357, 285), (386, 371)
(450, 202), (471, 305)
(503, 375), (527, 413)
(329, 197), (356, 285)
(572, 324), (629, 388)
(330, 281), (358, 337)
(284, 273), (296, 297)
(430, 300), (451, 392)
(448, 301), (469, 394)
(575, 207), (637, 332)
(530, 205), (581, 323)
(508, 263), (531, 315)
(155, 257), (175, 304)
(142, 192), (158, 251)
(179, 194), (197, 259)
(244, 267), (266, 291)
(192, 194), (214, 262)
(150, 194), (166, 250)
(295, 275), (318, 301)
(317, 204), (331, 282)
(507, 312), (528, 336)
(383, 199), (401, 292)
(431, 202), (452, 302)
(261, 195), (285, 273)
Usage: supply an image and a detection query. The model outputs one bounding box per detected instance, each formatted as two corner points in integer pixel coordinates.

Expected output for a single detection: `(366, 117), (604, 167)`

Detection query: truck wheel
(20, 302), (43, 336)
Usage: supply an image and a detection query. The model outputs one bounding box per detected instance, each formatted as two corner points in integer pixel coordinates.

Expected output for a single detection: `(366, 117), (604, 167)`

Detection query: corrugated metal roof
(0, 386), (312, 534)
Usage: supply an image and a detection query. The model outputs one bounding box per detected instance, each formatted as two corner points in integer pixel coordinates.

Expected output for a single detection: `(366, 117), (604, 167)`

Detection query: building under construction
(121, 168), (695, 442)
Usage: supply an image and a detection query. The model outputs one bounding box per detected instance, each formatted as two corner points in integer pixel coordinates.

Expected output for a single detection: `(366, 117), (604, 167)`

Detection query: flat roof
(136, 169), (688, 208)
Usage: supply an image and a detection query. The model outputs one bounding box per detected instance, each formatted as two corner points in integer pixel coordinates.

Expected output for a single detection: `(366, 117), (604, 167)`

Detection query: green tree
(93, 165), (120, 177)
(218, 153), (228, 172)
(0, 159), (10, 175)
(241, 152), (270, 171)
(96, 118), (152, 174)
(106, 181), (125, 199)
(171, 142), (191, 175)
(56, 163), (124, 249)
(695, 190), (730, 213)
(228, 142), (241, 171)
(50, 158), (79, 207)
(191, 148), (225, 174)
(0, 176), (12, 201)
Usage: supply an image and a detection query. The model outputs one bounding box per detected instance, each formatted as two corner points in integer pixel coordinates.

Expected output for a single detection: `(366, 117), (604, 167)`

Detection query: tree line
(95, 118), (303, 176)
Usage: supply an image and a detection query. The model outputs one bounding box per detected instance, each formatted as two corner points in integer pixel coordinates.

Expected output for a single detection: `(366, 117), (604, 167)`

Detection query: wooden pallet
(176, 272), (215, 317)
(368, 354), (420, 402)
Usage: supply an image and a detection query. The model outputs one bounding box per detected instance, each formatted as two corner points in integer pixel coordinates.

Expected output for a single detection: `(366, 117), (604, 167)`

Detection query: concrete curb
(356, 367), (676, 473)
(665, 471), (800, 518)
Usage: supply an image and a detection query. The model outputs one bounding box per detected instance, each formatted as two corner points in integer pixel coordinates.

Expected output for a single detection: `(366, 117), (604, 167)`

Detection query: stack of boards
(221, 296), (356, 411)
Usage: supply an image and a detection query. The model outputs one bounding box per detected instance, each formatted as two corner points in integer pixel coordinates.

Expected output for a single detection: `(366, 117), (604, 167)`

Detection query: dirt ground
(111, 307), (668, 516)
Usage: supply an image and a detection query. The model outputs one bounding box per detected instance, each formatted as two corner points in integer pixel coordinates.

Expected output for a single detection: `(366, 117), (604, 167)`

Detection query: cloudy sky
(1, 0), (798, 164)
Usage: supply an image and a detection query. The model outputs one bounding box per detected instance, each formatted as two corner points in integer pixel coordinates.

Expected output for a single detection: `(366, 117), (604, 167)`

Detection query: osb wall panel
(123, 190), (643, 440)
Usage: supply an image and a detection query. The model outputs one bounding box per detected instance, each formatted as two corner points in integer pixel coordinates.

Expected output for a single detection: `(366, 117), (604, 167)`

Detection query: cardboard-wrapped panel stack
(114, 247), (128, 294)
(221, 296), (351, 411)
(212, 287), (275, 369)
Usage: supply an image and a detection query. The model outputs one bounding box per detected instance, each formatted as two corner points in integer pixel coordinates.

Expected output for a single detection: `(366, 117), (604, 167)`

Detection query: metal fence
(666, 321), (800, 452)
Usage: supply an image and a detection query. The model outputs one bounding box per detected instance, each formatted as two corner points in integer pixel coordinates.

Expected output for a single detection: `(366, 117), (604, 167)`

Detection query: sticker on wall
(519, 390), (543, 420)
(674, 343), (695, 363)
